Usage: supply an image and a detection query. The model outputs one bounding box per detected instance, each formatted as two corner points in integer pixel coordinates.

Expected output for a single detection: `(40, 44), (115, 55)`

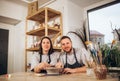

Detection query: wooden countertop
(0, 72), (118, 81)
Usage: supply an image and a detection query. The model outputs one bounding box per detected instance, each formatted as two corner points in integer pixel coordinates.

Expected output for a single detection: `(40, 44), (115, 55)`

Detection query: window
(87, 1), (120, 44)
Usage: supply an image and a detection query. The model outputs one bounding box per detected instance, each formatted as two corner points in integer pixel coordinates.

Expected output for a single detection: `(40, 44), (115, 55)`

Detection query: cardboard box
(28, 1), (38, 16)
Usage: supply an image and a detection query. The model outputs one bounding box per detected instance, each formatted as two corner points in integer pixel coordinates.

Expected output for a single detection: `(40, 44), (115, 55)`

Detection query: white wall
(43, 0), (85, 48)
(0, 0), (27, 73)
(65, 1), (85, 48)
(45, 0), (84, 34)
(66, 1), (84, 31)
(44, 0), (68, 35)
(13, 20), (26, 72)
(0, 0), (27, 20)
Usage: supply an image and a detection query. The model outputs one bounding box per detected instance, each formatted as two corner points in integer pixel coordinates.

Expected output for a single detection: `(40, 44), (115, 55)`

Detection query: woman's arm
(55, 53), (64, 68)
(34, 62), (50, 73)
(31, 53), (50, 73)
(30, 53), (40, 72)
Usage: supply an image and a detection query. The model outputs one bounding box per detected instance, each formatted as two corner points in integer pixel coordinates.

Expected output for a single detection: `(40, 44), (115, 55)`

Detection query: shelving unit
(26, 27), (61, 36)
(25, 7), (62, 71)
(26, 46), (61, 52)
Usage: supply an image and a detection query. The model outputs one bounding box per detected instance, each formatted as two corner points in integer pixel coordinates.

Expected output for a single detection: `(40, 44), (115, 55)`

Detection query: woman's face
(42, 38), (51, 52)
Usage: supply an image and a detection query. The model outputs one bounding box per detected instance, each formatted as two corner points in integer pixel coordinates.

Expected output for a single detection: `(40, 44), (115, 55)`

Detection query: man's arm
(63, 66), (86, 74)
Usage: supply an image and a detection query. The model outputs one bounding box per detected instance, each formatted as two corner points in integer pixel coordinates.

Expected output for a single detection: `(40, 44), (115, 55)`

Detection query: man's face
(61, 38), (72, 53)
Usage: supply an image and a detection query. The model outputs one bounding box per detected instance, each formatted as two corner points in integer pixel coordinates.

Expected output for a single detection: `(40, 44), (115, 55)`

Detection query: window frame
(87, 0), (120, 41)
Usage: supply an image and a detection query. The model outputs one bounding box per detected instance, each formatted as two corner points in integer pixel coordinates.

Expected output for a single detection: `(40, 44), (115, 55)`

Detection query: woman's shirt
(59, 48), (92, 66)
(30, 52), (60, 70)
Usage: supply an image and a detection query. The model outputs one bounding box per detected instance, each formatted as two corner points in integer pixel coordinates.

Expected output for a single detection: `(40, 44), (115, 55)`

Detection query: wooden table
(0, 72), (118, 81)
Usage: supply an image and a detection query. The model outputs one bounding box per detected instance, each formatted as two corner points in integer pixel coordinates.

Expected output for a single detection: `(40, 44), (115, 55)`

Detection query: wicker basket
(94, 65), (107, 80)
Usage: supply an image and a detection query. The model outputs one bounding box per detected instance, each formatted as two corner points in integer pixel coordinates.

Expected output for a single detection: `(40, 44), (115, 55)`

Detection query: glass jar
(86, 68), (94, 76)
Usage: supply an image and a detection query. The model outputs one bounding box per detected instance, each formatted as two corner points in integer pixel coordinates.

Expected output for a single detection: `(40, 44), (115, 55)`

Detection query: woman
(31, 36), (59, 73)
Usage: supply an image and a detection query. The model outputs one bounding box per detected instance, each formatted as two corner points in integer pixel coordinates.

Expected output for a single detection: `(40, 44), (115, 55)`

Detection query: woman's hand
(55, 62), (63, 68)
(34, 62), (50, 73)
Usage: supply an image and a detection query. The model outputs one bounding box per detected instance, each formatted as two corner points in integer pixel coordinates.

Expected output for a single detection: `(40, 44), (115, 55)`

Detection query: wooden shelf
(27, 7), (61, 23)
(26, 46), (61, 52)
(25, 7), (62, 71)
(53, 46), (61, 51)
(26, 47), (39, 51)
(26, 27), (60, 36)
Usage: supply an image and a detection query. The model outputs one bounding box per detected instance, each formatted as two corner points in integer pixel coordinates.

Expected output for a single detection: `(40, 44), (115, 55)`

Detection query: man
(56, 36), (91, 74)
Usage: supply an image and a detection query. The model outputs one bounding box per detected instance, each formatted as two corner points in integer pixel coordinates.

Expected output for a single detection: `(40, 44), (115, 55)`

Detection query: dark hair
(60, 36), (72, 42)
(39, 36), (54, 55)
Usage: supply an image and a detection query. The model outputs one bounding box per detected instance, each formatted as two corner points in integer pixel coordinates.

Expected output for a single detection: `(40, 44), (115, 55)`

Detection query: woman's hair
(39, 36), (54, 55)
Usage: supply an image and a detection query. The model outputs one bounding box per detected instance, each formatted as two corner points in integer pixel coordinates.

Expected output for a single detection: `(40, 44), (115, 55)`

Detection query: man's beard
(64, 47), (72, 53)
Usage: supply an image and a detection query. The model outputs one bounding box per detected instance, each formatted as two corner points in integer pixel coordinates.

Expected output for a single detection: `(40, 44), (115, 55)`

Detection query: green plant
(101, 42), (120, 67)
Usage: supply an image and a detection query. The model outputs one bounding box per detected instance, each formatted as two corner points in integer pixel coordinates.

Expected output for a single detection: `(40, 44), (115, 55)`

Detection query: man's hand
(62, 68), (76, 74)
